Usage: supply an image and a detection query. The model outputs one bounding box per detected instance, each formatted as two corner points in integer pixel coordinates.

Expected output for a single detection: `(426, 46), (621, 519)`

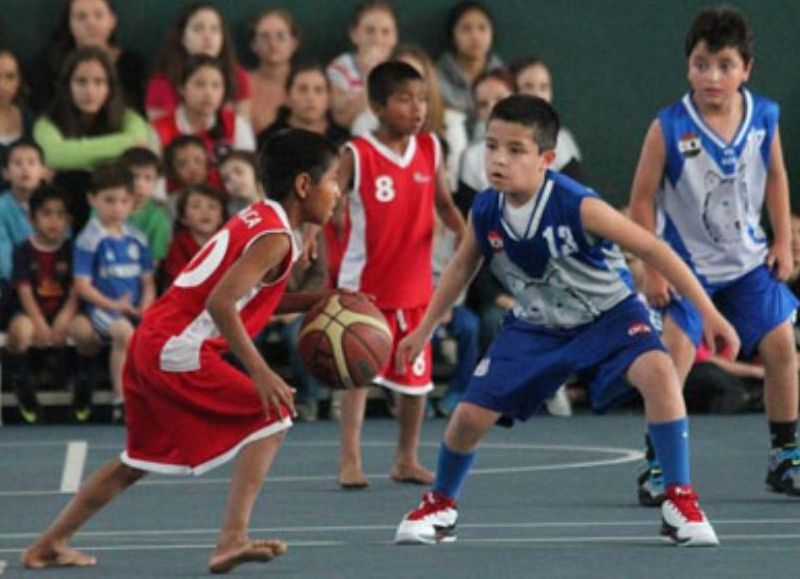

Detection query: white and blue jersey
(471, 170), (633, 329)
(656, 88), (776, 285)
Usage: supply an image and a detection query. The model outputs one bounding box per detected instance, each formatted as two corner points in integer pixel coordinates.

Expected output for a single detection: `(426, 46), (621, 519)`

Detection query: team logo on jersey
(678, 133), (701, 158)
(474, 357), (491, 377)
(487, 230), (504, 252)
(627, 322), (652, 337)
(412, 172), (433, 184)
(127, 243), (140, 261)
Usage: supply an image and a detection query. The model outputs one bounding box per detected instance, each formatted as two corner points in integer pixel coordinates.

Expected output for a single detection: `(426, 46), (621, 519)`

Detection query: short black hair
(164, 135), (207, 176)
(89, 161), (134, 196)
(220, 149), (258, 173)
(29, 183), (69, 218)
(258, 129), (339, 203)
(175, 183), (228, 225)
(367, 61), (423, 106)
(446, 1), (495, 52)
(685, 6), (753, 63)
(121, 147), (163, 175)
(3, 138), (44, 167)
(489, 95), (560, 152)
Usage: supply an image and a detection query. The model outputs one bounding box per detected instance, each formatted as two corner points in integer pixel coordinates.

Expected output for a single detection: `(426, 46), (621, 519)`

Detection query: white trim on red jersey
(338, 142), (367, 291)
(373, 376), (433, 396)
(362, 132), (418, 168)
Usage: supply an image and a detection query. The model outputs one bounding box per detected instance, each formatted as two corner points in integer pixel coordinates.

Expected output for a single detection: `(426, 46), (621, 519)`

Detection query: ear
(541, 149), (557, 167)
(294, 172), (312, 200)
(742, 57), (754, 83)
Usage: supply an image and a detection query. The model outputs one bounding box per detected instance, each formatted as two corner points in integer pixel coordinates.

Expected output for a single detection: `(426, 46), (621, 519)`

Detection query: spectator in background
(219, 150), (262, 216)
(146, 2), (250, 122)
(327, 0), (398, 129)
(33, 47), (149, 232)
(247, 9), (300, 134)
(258, 63), (350, 151)
(31, 0), (145, 112)
(6, 185), (78, 423)
(436, 1), (503, 132)
(511, 57), (583, 181)
(159, 183), (226, 291)
(0, 47), (35, 192)
(163, 134), (210, 194)
(121, 147), (171, 266)
(150, 55), (255, 189)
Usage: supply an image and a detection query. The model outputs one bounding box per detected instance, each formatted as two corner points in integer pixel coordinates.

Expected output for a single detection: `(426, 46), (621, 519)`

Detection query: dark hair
(367, 60), (423, 106)
(153, 3), (239, 102)
(220, 149), (258, 173)
(175, 183), (228, 225)
(509, 57), (549, 85)
(446, 1), (495, 52)
(89, 161), (133, 195)
(121, 147), (162, 174)
(49, 0), (119, 61)
(164, 134), (207, 177)
(0, 46), (26, 106)
(685, 6), (753, 63)
(489, 95), (559, 152)
(285, 61), (329, 92)
(3, 138), (44, 167)
(45, 46), (125, 137)
(472, 68), (515, 95)
(180, 55), (229, 141)
(351, 0), (397, 29)
(258, 128), (338, 203)
(29, 183), (69, 218)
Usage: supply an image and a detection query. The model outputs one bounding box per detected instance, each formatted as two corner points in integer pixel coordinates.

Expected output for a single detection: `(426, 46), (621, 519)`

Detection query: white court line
(59, 441), (88, 494)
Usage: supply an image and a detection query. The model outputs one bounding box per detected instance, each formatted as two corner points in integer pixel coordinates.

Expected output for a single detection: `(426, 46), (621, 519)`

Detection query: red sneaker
(661, 484), (719, 547)
(395, 491), (458, 544)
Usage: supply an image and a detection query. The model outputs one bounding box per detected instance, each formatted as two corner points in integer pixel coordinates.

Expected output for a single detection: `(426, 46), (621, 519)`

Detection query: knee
(69, 316), (101, 355)
(760, 324), (796, 368)
(109, 320), (133, 348)
(629, 352), (681, 398)
(6, 315), (34, 353)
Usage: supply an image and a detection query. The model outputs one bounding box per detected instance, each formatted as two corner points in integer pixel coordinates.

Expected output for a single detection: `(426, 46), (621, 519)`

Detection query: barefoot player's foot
(390, 462), (434, 485)
(22, 542), (97, 569)
(208, 539), (287, 574)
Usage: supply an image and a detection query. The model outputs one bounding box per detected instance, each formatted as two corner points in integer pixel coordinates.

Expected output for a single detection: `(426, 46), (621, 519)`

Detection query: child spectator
(629, 7), (800, 499)
(33, 47), (149, 231)
(69, 162), (155, 421)
(336, 62), (465, 488)
(150, 55), (256, 189)
(247, 9), (300, 134)
(511, 57), (583, 181)
(257, 63), (350, 151)
(32, 0), (146, 112)
(436, 1), (503, 129)
(146, 2), (250, 121)
(0, 47), (35, 192)
(121, 147), (171, 265)
(327, 0), (398, 129)
(219, 150), (262, 215)
(163, 134), (209, 194)
(6, 185), (78, 423)
(159, 183), (226, 290)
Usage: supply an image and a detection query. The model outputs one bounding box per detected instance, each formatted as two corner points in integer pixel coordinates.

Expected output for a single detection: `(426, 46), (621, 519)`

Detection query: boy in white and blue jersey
(71, 163), (155, 419)
(630, 7), (800, 500)
(394, 95), (740, 548)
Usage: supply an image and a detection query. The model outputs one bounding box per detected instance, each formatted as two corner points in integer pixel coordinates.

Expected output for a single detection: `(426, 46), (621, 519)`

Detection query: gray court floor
(1, 413), (798, 578)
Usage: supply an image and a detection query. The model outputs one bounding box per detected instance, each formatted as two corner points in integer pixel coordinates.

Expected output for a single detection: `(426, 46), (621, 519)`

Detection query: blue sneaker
(637, 460), (666, 507)
(766, 446), (800, 496)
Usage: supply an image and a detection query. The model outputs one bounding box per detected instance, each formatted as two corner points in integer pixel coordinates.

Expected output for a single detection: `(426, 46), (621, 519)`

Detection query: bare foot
(338, 463), (370, 489)
(22, 543), (97, 569)
(208, 539), (287, 574)
(390, 463), (434, 485)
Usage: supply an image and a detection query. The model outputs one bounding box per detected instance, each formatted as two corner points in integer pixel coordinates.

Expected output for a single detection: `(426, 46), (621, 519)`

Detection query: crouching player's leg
(627, 350), (719, 547)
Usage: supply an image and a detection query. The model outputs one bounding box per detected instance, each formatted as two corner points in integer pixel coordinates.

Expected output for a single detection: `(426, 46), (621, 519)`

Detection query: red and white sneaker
(395, 491), (458, 544)
(660, 484), (719, 547)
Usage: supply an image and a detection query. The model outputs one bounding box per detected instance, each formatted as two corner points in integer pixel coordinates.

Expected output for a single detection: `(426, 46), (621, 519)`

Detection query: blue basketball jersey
(656, 88), (778, 285)
(471, 171), (632, 329)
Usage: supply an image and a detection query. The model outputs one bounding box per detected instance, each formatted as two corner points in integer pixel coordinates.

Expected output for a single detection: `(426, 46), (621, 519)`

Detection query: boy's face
(485, 119), (555, 196)
(173, 145), (209, 186)
(687, 41), (751, 109)
(287, 70), (329, 125)
(182, 192), (224, 236)
(130, 165), (159, 207)
(220, 158), (258, 200)
(89, 186), (133, 227)
(2, 147), (45, 194)
(33, 199), (70, 244)
(374, 79), (427, 136)
(302, 159), (341, 225)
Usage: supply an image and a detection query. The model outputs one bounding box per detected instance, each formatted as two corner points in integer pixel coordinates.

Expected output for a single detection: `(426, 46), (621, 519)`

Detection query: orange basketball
(297, 293), (393, 390)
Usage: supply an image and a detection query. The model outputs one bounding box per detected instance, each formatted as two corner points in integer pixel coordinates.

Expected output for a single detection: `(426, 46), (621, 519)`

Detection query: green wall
(3, 0), (799, 206)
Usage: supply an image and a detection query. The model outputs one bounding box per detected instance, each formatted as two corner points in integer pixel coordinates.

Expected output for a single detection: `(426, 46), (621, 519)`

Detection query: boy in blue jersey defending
(393, 95), (740, 547)
(630, 7), (800, 502)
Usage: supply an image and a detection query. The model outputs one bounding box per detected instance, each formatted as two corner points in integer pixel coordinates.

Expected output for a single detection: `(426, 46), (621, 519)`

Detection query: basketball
(297, 293), (393, 390)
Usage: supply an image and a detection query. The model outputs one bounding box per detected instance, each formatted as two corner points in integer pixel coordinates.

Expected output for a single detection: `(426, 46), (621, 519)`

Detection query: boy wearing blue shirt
(393, 95), (739, 547)
(70, 162), (155, 421)
(630, 7), (799, 501)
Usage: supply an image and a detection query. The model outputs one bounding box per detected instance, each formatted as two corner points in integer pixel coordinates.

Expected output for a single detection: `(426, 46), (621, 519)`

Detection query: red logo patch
(487, 230), (503, 252)
(627, 322), (652, 337)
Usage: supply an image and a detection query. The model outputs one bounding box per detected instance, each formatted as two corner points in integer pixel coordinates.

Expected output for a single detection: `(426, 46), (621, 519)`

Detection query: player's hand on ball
(702, 312), (740, 361)
(254, 368), (296, 418)
(395, 329), (426, 375)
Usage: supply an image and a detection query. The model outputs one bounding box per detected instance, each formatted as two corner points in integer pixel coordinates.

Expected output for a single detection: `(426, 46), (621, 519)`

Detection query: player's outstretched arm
(629, 119), (672, 308)
(581, 197), (740, 359)
(395, 216), (483, 373)
(207, 232), (297, 417)
(764, 126), (793, 281)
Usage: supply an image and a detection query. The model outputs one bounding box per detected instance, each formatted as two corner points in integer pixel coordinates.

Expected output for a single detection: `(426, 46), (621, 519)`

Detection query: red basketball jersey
(339, 132), (441, 309)
(140, 199), (298, 372)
